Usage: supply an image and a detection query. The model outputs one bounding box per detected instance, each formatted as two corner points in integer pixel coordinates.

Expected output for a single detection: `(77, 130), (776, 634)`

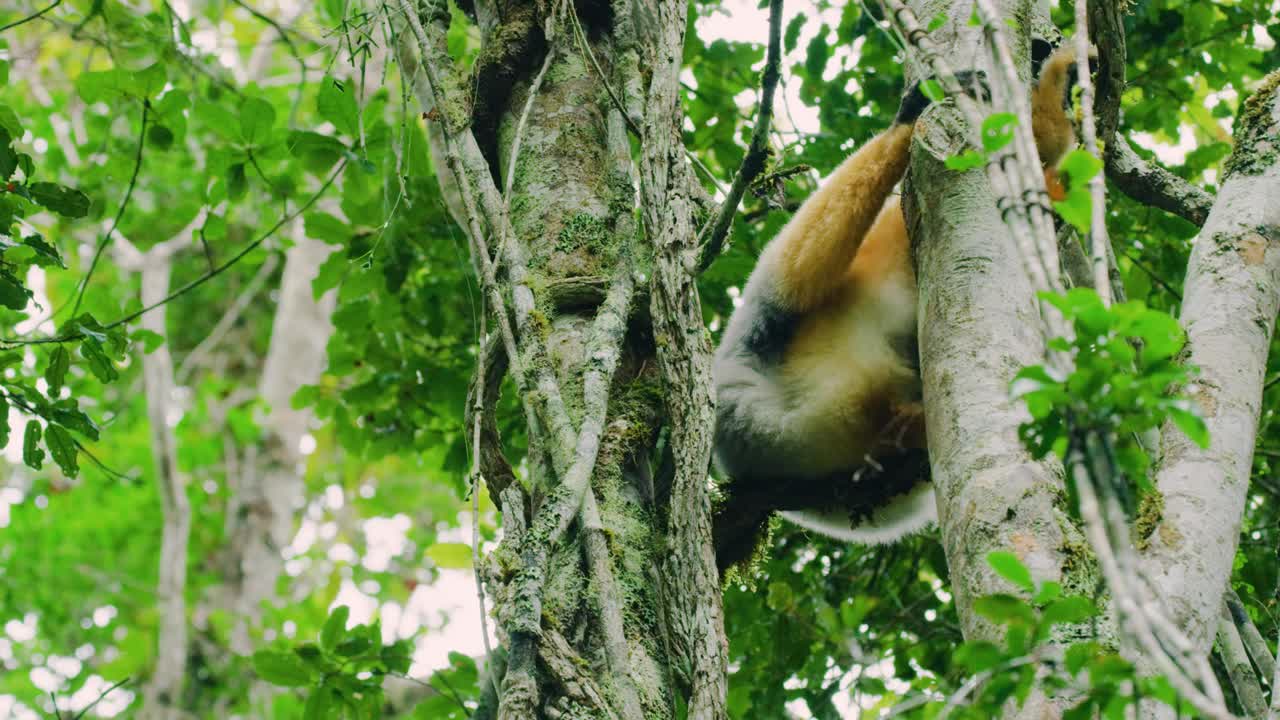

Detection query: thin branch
(696, 0), (783, 272)
(1225, 588), (1276, 684)
(0, 0), (61, 32)
(1218, 604), (1267, 717)
(1, 161), (343, 346)
(68, 102), (149, 319)
(1122, 250), (1183, 301)
(1108, 136), (1214, 227)
(1074, 0), (1112, 305)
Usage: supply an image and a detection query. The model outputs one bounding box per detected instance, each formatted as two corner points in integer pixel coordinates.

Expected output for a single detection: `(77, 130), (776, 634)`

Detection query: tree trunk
(137, 253), (190, 720)
(403, 0), (727, 715)
(1143, 72), (1280, 664)
(220, 230), (337, 657)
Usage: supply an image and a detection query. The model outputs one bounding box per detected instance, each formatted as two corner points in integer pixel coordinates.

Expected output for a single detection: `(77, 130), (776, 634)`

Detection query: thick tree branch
(1107, 138), (1215, 227)
(1147, 69), (1280, 666)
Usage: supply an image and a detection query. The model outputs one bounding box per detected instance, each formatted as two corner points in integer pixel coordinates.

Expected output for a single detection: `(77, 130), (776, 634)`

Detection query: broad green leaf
(1041, 596), (1098, 627)
(148, 124), (175, 150)
(45, 425), (79, 477)
(29, 182), (91, 218)
(972, 593), (1035, 624)
(251, 649), (315, 687)
(1170, 407), (1210, 448)
(426, 542), (473, 569)
(22, 234), (65, 268)
(1057, 149), (1103, 186)
(945, 149), (985, 171)
(287, 131), (346, 174)
(0, 271), (30, 310)
(227, 163), (247, 201)
(321, 605), (349, 651)
(318, 78), (360, 137)
(45, 347), (69, 396)
(920, 79), (944, 102)
(302, 686), (335, 720)
(1053, 189), (1091, 235)
(240, 97), (276, 146)
(335, 637), (372, 657)
(80, 338), (120, 383)
(304, 212), (351, 245)
(0, 105), (21, 139)
(22, 421), (43, 470)
(131, 329), (164, 353)
(0, 395), (8, 447)
(987, 551), (1035, 593)
(981, 112), (1018, 152)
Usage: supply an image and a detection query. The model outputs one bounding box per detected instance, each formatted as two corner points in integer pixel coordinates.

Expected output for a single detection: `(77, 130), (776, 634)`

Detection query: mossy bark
(449, 0), (719, 716)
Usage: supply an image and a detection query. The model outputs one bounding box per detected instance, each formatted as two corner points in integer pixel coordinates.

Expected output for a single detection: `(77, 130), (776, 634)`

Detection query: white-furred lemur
(712, 40), (1083, 564)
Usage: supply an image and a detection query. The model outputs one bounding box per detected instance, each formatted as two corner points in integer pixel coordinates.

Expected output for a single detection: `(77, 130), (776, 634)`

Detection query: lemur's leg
(768, 122), (916, 312)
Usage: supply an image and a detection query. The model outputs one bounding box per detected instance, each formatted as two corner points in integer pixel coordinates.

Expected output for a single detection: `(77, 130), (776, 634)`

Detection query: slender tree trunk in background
(219, 230), (337, 656)
(406, 0), (726, 715)
(118, 242), (190, 720)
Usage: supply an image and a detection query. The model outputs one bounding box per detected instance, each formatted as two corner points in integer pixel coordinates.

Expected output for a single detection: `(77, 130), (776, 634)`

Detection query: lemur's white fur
(780, 481), (937, 544)
(712, 46), (1081, 546)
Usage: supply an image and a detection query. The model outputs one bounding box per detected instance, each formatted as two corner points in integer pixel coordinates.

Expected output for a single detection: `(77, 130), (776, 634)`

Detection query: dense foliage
(0, 0), (1277, 717)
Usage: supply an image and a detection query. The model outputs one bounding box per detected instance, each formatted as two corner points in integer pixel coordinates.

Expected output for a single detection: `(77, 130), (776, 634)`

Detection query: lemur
(712, 42), (1082, 555)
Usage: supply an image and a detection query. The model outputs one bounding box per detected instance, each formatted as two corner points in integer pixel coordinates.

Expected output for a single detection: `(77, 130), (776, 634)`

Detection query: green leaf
(920, 79), (945, 102)
(22, 234), (65, 268)
(29, 182), (91, 218)
(80, 338), (120, 383)
(45, 425), (79, 477)
(131, 329), (165, 354)
(1170, 407), (1209, 448)
(981, 112), (1018, 152)
(954, 640), (1004, 672)
(426, 542), (473, 569)
(304, 212), (351, 245)
(302, 686), (335, 720)
(45, 347), (69, 396)
(227, 163), (247, 201)
(1053, 189), (1092, 235)
(0, 271), (30, 310)
(335, 637), (372, 657)
(987, 551), (1035, 593)
(251, 649), (315, 687)
(783, 14), (806, 53)
(1032, 580), (1062, 605)
(240, 97), (277, 146)
(945, 149), (985, 171)
(321, 605), (350, 651)
(0, 395), (8, 447)
(972, 593), (1035, 624)
(148, 124), (175, 150)
(318, 78), (360, 137)
(1058, 149), (1103, 186)
(287, 131), (347, 174)
(0, 105), (21, 139)
(22, 421), (43, 470)
(927, 11), (947, 31)
(1041, 596), (1098, 627)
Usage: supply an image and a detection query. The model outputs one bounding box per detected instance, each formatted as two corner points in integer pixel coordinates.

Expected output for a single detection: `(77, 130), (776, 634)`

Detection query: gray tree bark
(401, 0), (728, 715)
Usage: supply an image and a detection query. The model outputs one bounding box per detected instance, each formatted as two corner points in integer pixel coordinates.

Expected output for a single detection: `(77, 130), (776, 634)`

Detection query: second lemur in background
(712, 42), (1083, 559)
